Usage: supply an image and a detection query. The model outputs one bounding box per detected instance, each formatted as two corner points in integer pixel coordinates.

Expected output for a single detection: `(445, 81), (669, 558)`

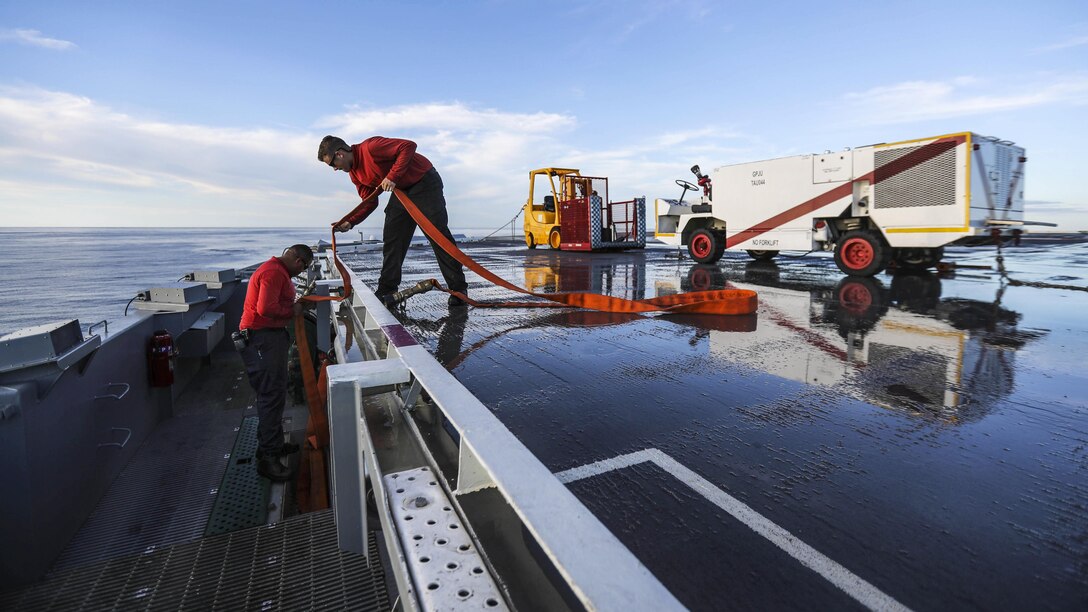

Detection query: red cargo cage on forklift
(523, 167), (646, 251)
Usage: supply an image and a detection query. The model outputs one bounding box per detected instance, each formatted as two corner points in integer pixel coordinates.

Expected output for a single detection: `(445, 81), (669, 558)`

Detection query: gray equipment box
(148, 282), (209, 305)
(188, 269), (236, 287)
(0, 319), (100, 375)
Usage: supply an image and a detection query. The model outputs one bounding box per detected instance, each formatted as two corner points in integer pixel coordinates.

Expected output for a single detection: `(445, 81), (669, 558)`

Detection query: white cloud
(0, 28), (76, 50)
(840, 74), (1088, 126)
(313, 102), (584, 228)
(317, 102), (572, 135)
(1033, 35), (1088, 54)
(561, 0), (715, 44)
(0, 86), (337, 226)
(0, 86), (756, 228)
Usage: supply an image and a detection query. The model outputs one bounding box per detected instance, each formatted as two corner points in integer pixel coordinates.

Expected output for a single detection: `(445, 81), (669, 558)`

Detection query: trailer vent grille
(874, 144), (956, 209)
(995, 146), (1012, 208)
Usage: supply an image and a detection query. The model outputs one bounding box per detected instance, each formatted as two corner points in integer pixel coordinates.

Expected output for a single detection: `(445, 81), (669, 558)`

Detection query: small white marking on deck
(555, 448), (911, 612)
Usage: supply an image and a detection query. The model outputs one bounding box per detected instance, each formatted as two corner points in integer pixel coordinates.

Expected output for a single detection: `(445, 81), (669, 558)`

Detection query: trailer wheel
(548, 228), (562, 250)
(746, 249), (779, 261)
(526, 232), (536, 249)
(834, 230), (888, 276)
(688, 229), (724, 264)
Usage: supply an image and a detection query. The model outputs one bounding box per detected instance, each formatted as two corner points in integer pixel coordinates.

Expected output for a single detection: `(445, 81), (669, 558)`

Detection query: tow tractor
(655, 132), (1054, 275)
(523, 167), (646, 251)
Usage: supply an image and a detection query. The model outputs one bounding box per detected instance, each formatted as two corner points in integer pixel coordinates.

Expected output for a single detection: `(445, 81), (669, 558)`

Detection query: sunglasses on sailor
(283, 248), (313, 269)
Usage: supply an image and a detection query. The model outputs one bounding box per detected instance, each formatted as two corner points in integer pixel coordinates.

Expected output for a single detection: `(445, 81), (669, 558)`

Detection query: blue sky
(1, 1), (1086, 231)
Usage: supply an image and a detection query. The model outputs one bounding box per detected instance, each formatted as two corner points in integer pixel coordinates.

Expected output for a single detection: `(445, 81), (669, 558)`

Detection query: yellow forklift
(522, 167), (645, 251)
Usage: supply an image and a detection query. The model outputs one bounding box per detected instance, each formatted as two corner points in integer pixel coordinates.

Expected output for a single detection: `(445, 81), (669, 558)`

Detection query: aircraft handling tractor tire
(526, 232), (536, 249)
(834, 230), (889, 277)
(688, 228), (725, 264)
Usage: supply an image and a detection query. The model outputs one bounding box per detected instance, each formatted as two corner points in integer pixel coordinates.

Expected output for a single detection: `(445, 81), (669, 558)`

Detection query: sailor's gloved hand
(334, 221), (352, 232)
(379, 178), (396, 192)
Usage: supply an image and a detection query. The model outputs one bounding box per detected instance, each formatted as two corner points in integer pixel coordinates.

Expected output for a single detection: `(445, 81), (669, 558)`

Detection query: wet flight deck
(342, 238), (1087, 610)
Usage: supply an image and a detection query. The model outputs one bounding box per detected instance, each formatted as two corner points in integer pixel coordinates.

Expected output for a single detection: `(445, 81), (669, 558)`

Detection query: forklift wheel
(526, 232), (536, 249)
(549, 228), (562, 250)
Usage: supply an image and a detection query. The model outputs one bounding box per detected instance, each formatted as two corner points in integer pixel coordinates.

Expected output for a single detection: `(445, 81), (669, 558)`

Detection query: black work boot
(448, 294), (467, 308)
(256, 441), (300, 460)
(257, 457), (292, 482)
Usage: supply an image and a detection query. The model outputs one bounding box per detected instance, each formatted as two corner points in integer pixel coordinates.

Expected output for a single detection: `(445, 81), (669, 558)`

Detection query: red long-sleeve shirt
(343, 137), (434, 226)
(240, 257), (295, 331)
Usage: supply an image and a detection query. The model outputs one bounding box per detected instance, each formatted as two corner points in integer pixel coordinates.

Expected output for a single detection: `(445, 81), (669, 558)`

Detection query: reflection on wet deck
(343, 239), (1087, 611)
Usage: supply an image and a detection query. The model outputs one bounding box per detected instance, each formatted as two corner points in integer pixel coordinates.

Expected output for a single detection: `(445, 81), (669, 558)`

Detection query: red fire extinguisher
(148, 330), (177, 387)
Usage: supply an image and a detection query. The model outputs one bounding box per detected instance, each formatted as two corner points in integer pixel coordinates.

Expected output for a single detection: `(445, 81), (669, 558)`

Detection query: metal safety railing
(314, 252), (682, 611)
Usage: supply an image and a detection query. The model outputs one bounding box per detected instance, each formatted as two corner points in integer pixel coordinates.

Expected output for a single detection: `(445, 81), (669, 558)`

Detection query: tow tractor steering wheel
(674, 179), (700, 206)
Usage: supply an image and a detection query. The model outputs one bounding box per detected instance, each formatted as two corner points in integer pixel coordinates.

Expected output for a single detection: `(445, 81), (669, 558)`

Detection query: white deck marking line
(555, 448), (911, 612)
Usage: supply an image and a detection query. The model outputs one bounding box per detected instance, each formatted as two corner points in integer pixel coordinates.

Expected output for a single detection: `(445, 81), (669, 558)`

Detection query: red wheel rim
(841, 237), (873, 270)
(839, 282), (873, 315)
(691, 234), (712, 259)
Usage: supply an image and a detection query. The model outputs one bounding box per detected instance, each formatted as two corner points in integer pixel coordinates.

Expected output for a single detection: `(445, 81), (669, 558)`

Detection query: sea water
(0, 228), (330, 335)
(0, 227), (498, 336)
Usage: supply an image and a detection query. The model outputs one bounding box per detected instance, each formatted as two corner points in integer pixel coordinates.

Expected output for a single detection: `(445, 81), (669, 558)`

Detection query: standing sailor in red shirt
(238, 244), (314, 482)
(317, 135), (468, 307)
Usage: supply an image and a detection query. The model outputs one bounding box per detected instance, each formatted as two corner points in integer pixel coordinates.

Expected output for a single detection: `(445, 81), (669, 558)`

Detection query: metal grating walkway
(0, 510), (391, 611)
(204, 416), (270, 536)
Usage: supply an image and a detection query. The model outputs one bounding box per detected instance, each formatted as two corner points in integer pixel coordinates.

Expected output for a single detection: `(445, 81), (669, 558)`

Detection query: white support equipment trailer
(655, 132), (1050, 276)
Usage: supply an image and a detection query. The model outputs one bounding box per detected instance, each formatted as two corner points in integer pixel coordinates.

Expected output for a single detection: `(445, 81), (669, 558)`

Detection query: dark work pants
(378, 168), (468, 296)
(240, 328), (289, 454)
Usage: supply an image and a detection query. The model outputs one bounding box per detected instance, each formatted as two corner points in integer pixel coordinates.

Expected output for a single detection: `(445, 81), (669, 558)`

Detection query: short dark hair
(318, 135), (349, 162)
(287, 244), (314, 264)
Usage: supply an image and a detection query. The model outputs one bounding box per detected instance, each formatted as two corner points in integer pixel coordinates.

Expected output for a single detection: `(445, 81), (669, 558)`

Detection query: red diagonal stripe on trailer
(725, 135), (966, 249)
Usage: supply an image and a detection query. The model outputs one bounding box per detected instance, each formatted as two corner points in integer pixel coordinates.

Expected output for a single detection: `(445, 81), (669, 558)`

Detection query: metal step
(385, 467), (507, 611)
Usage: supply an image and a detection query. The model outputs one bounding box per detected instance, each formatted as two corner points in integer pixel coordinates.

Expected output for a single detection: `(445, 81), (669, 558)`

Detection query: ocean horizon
(0, 227), (513, 336)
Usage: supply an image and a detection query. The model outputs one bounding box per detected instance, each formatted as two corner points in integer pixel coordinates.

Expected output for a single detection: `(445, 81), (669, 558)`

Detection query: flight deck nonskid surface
(344, 238), (1088, 611)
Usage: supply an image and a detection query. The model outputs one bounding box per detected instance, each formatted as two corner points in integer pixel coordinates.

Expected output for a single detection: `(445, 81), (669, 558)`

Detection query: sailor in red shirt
(318, 135), (468, 307)
(238, 244), (314, 482)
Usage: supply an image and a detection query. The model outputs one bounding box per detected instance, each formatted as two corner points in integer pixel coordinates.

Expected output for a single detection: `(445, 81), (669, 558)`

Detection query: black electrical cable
(123, 295), (139, 316)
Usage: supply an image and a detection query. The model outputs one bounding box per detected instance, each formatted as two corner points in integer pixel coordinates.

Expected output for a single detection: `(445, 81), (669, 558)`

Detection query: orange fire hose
(375, 187), (758, 315)
(291, 183), (756, 511)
